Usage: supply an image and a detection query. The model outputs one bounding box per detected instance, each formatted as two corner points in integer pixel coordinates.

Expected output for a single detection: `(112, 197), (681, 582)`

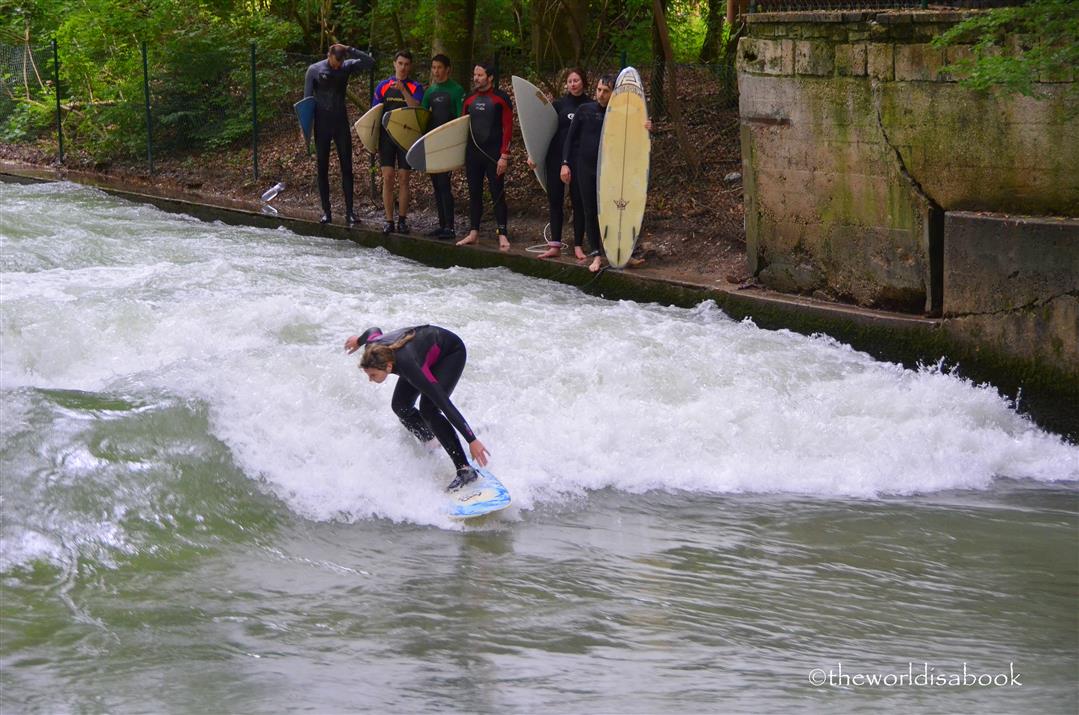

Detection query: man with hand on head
(303, 44), (375, 226)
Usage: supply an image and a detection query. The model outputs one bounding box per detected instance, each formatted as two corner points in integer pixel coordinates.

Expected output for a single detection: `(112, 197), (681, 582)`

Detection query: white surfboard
(353, 104), (383, 154)
(511, 76), (558, 192)
(447, 461), (511, 520)
(597, 66), (650, 269)
(406, 114), (470, 173)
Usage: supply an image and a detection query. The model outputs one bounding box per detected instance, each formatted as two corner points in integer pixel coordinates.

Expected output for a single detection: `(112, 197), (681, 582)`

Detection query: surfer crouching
(345, 326), (490, 490)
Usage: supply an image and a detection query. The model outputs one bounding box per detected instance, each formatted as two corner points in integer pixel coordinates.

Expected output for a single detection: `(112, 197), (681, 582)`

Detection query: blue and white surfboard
(447, 461), (511, 519)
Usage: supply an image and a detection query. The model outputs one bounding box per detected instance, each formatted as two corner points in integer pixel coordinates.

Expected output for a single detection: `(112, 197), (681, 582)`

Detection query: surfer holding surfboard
(420, 54), (466, 239)
(345, 326), (490, 491)
(303, 44), (374, 226)
(373, 51), (425, 234)
(527, 69), (590, 261)
(561, 75), (614, 273)
(456, 63), (514, 252)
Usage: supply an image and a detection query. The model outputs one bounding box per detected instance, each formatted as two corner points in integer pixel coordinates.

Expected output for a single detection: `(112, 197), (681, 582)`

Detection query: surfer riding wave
(345, 325), (490, 490)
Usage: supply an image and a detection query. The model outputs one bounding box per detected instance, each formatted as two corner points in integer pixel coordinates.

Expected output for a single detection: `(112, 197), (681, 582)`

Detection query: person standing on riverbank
(530, 68), (590, 261)
(456, 63), (514, 252)
(303, 44), (375, 226)
(421, 54), (466, 239)
(561, 74), (613, 272)
(374, 51), (424, 234)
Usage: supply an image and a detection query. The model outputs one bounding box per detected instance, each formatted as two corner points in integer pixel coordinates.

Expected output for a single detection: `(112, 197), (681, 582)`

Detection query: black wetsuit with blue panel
(304, 48), (375, 222)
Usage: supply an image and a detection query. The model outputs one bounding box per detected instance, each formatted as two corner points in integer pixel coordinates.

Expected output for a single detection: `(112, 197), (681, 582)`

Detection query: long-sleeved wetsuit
(362, 325), (475, 469)
(463, 87), (513, 234)
(422, 79), (466, 230)
(562, 99), (607, 256)
(545, 92), (589, 247)
(303, 48), (375, 219)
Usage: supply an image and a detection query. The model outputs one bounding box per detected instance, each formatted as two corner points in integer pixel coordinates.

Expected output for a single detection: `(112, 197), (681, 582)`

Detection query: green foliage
(2, 0), (726, 160)
(933, 0), (1079, 98)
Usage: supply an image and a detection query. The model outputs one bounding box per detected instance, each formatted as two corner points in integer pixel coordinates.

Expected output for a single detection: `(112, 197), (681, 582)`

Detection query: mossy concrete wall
(737, 10), (1079, 315)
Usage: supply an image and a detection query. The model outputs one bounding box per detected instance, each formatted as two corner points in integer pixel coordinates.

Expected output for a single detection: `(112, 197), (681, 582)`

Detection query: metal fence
(1, 37), (739, 185)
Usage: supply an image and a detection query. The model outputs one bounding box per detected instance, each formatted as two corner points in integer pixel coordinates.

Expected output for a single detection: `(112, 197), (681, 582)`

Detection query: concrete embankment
(3, 164), (1076, 440)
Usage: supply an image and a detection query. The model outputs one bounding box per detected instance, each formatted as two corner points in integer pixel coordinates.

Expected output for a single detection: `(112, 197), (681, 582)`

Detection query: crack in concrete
(871, 80), (941, 212)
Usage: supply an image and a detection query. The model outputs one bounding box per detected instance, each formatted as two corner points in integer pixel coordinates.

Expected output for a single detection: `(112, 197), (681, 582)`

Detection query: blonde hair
(359, 330), (416, 371)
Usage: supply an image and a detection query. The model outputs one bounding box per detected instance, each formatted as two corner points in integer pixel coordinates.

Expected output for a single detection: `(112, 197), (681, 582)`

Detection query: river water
(2, 181), (1077, 713)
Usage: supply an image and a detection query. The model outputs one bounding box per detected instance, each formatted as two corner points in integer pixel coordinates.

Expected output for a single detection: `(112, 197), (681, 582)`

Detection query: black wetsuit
(545, 93), (589, 247)
(304, 48), (375, 220)
(463, 87), (514, 235)
(362, 325), (475, 470)
(423, 80), (465, 232)
(562, 100), (607, 256)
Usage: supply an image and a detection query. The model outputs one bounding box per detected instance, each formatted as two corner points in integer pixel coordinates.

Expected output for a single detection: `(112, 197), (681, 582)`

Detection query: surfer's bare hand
(468, 439), (490, 467)
(560, 165), (571, 184)
(644, 119), (653, 132)
(526, 157), (536, 170)
(345, 335), (360, 354)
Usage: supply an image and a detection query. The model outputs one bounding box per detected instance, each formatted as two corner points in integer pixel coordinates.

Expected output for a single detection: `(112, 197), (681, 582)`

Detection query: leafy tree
(933, 0), (1079, 99)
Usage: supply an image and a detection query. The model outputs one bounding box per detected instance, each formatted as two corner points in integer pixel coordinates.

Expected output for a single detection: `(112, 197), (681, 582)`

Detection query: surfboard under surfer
(345, 325), (490, 490)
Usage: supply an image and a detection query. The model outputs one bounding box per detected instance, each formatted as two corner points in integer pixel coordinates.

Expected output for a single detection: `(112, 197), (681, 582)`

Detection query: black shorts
(378, 128), (412, 170)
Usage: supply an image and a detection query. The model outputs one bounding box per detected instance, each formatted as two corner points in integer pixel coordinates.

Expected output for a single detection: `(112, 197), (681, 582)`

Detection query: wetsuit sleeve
(498, 91), (513, 156)
(343, 48), (374, 74)
(411, 82), (425, 103)
(453, 85), (465, 118)
(563, 110), (582, 165)
(303, 64), (318, 99)
(421, 89), (432, 111)
(373, 79), (388, 106)
(395, 360), (477, 443)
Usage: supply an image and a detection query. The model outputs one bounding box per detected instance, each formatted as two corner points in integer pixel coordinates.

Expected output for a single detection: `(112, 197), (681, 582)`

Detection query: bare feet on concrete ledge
(456, 230), (479, 247)
(537, 244), (561, 260)
(498, 235), (511, 252)
(588, 256), (605, 273)
(574, 246), (587, 262)
(627, 257), (646, 268)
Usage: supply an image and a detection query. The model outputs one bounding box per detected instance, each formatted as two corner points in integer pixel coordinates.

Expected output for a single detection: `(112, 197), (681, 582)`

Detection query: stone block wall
(737, 10), (1079, 316)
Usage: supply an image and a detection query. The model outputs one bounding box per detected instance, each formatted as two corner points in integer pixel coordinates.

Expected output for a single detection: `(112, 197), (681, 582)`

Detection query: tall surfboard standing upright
(597, 67), (650, 268)
(511, 76), (558, 192)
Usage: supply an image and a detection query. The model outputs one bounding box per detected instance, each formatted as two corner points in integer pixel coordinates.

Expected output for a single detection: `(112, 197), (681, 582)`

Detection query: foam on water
(3, 182), (1077, 542)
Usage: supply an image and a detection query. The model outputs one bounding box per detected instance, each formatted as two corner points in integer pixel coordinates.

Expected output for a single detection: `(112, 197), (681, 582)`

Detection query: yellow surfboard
(382, 106), (431, 153)
(405, 114), (470, 173)
(597, 67), (650, 269)
(353, 104), (383, 154)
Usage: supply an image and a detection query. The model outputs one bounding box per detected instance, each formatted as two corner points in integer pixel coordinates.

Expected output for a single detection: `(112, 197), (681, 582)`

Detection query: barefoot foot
(456, 231), (479, 247)
(498, 235), (511, 252)
(537, 246), (562, 260)
(588, 256), (605, 273)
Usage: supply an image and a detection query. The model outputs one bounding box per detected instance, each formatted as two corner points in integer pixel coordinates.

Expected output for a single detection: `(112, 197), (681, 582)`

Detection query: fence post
(52, 39), (64, 164)
(251, 42), (259, 181)
(369, 62), (377, 201)
(141, 41), (153, 174)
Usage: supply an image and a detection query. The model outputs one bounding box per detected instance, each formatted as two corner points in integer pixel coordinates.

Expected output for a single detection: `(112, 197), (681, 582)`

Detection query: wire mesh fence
(1, 35), (741, 182)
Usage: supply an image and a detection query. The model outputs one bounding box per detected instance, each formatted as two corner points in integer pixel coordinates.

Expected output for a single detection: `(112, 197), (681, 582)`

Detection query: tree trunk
(651, 0), (700, 175)
(433, 0), (477, 87)
(649, 0), (668, 119)
(530, 0), (587, 71)
(699, 0), (724, 64)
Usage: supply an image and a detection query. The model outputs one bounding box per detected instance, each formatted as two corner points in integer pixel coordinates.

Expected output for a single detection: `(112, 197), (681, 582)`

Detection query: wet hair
(328, 44), (350, 62)
(474, 62), (495, 79)
(597, 73), (616, 90)
(360, 329), (415, 371)
(394, 50), (413, 62)
(431, 53), (452, 67)
(563, 67), (587, 89)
